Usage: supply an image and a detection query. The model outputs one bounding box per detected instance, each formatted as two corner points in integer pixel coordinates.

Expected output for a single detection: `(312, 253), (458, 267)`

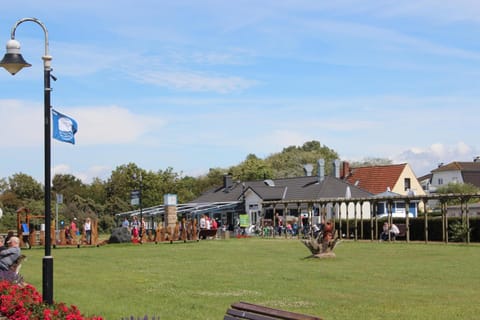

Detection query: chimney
(303, 164), (313, 176)
(223, 174), (232, 190)
(333, 159), (341, 178)
(317, 159), (325, 182)
(474, 156), (480, 163)
(341, 161), (350, 179)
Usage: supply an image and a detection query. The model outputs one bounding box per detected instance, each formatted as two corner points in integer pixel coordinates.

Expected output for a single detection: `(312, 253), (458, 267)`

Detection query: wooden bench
(198, 229), (218, 240)
(224, 301), (322, 320)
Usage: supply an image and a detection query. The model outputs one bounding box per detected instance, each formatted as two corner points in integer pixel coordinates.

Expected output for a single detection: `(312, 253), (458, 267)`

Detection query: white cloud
(0, 101), (166, 147)
(130, 70), (258, 94)
(66, 105), (167, 145)
(394, 142), (477, 176)
(54, 163), (112, 184)
(0, 100), (43, 147)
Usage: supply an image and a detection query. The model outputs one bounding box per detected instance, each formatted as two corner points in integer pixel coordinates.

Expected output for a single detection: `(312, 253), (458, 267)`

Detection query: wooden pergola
(262, 192), (480, 244)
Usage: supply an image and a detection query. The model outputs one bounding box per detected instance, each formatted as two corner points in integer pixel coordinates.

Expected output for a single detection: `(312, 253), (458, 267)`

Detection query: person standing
(199, 215), (206, 230)
(140, 217), (146, 237)
(70, 219), (77, 233)
(131, 216), (140, 240)
(122, 217), (130, 229)
(84, 217), (92, 245)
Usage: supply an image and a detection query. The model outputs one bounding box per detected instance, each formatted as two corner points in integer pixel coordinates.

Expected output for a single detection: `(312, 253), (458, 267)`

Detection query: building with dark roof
(193, 159), (372, 229)
(428, 159), (480, 192)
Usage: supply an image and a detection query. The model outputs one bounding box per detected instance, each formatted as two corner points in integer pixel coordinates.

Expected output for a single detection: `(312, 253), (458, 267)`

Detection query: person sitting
(389, 223), (400, 240)
(380, 222), (389, 241)
(0, 236), (21, 271)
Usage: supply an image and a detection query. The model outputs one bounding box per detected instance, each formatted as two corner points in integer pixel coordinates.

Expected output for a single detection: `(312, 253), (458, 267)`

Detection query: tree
(0, 178), (8, 194)
(8, 173), (43, 201)
(106, 163), (144, 209)
(265, 140), (339, 178)
(436, 182), (480, 195)
(52, 174), (86, 203)
(230, 154), (273, 181)
(349, 157), (393, 167)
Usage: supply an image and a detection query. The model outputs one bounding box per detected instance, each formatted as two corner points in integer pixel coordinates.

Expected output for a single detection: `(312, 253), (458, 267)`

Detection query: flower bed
(0, 271), (102, 320)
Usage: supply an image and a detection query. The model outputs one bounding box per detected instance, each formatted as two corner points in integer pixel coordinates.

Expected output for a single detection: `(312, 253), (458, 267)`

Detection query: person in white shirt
(389, 223), (400, 240)
(84, 217), (92, 245)
(199, 215), (206, 229)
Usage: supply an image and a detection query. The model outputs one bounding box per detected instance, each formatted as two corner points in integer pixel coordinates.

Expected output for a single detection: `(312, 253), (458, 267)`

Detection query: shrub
(449, 221), (471, 242)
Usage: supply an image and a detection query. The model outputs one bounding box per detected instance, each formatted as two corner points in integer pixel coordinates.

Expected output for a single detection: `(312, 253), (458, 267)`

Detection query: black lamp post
(133, 172), (143, 241)
(0, 17), (54, 304)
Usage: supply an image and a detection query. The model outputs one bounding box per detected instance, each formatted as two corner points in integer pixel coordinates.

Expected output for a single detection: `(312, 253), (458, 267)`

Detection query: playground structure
(15, 207), (99, 248)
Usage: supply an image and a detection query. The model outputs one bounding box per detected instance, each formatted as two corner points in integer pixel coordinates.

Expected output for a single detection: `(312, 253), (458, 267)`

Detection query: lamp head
(0, 39), (31, 75)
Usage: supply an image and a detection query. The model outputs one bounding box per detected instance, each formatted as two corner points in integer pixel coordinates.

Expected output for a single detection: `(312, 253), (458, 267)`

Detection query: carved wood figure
(159, 225), (166, 242)
(301, 220), (340, 258)
(155, 224), (162, 242)
(192, 218), (198, 241)
(173, 221), (180, 241)
(181, 218), (187, 241)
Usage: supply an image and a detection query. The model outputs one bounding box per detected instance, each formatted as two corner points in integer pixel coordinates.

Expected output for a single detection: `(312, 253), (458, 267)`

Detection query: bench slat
(225, 308), (277, 320)
(230, 302), (322, 320)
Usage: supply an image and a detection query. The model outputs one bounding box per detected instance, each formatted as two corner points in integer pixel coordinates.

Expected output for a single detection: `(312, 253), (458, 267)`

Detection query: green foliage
(264, 140), (339, 178)
(436, 182), (480, 205)
(19, 239), (480, 320)
(8, 173), (43, 201)
(449, 221), (471, 242)
(52, 174), (87, 203)
(436, 182), (479, 195)
(97, 214), (116, 233)
(0, 212), (17, 232)
(230, 154), (273, 181)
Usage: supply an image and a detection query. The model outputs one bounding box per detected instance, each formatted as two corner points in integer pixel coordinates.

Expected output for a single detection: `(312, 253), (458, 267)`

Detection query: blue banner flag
(52, 109), (78, 144)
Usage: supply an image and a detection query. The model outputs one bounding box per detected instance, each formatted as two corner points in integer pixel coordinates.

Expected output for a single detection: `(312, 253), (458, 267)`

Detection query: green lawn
(19, 238), (480, 320)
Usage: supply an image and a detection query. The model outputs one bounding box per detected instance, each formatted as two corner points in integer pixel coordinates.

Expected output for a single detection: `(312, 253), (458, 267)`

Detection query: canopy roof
(115, 201), (242, 219)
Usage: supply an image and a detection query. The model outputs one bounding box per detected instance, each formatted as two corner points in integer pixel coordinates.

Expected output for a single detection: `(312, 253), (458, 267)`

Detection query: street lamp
(0, 17), (54, 304)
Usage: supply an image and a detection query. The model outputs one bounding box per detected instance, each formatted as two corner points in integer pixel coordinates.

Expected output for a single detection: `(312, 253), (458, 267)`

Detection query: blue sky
(0, 0), (479, 183)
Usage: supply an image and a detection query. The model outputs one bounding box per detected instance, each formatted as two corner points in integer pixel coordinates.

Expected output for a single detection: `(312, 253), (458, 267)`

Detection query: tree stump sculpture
(301, 220), (340, 259)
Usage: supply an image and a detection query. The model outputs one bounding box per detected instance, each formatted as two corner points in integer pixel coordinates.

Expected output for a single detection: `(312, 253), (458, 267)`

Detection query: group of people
(65, 217), (93, 245)
(199, 214), (218, 230)
(122, 216), (146, 240)
(0, 235), (21, 271)
(380, 222), (400, 241)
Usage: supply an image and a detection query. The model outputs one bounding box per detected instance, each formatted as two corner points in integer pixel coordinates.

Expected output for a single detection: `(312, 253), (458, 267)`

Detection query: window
(404, 178), (411, 191)
(438, 178), (443, 185)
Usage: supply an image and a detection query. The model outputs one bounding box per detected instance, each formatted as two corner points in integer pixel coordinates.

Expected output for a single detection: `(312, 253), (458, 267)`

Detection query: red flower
(0, 280), (103, 320)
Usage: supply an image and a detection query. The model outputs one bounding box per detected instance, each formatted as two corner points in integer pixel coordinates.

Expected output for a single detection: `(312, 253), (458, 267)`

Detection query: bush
(449, 221), (471, 242)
